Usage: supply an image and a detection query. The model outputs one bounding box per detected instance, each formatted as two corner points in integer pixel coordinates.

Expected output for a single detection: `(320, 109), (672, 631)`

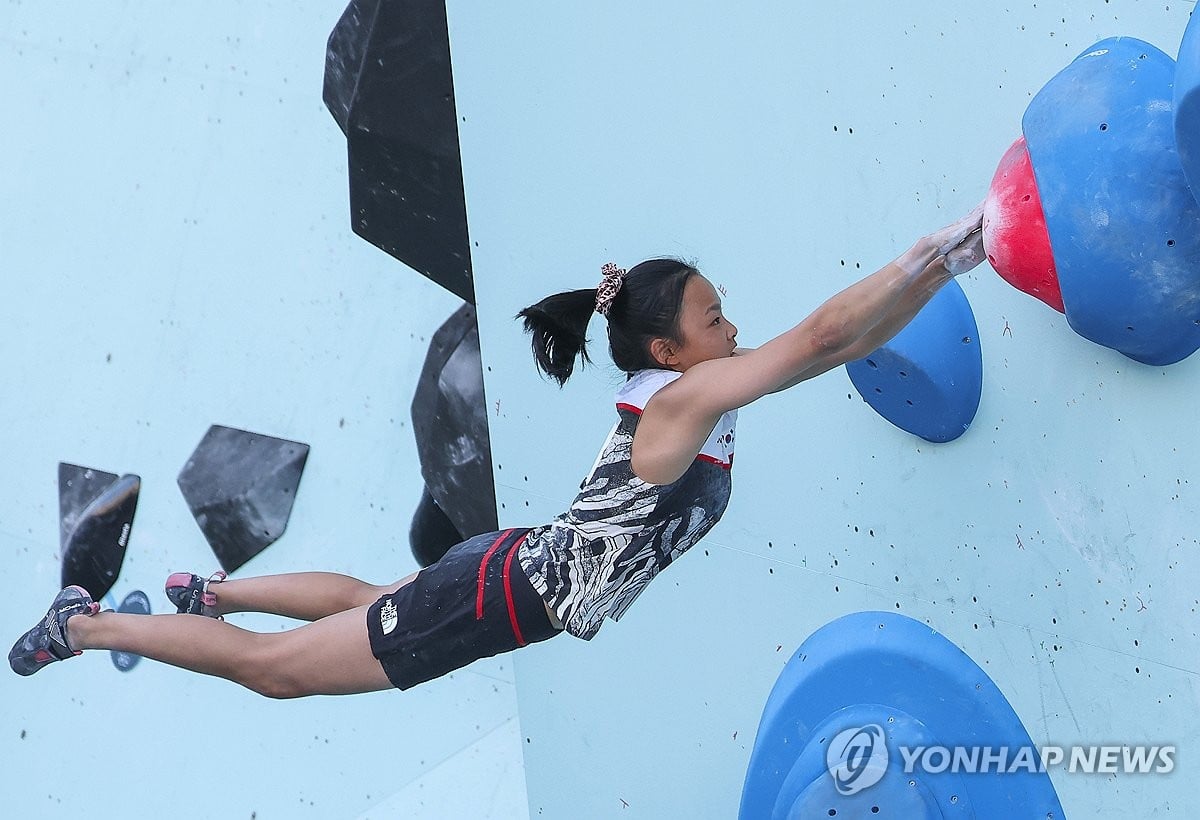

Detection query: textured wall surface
(446, 1), (1199, 817)
(4, 2), (1199, 819)
(0, 4), (524, 818)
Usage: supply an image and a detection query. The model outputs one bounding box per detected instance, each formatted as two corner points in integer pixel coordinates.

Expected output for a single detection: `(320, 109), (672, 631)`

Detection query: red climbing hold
(982, 136), (1064, 313)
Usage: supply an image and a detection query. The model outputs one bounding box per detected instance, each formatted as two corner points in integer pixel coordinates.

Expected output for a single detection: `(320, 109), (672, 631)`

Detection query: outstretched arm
(631, 205), (985, 484)
(768, 221), (985, 392)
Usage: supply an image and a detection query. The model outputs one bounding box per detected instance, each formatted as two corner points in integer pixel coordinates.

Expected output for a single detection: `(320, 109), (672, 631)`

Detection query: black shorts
(366, 527), (561, 690)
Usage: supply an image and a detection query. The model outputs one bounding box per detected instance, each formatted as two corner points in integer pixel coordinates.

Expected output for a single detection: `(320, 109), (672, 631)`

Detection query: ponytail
(517, 288), (598, 387)
(518, 258), (698, 386)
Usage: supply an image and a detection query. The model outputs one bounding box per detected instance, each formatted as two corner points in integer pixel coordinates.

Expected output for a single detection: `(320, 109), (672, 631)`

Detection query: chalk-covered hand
(944, 228), (986, 276)
(927, 201), (985, 257)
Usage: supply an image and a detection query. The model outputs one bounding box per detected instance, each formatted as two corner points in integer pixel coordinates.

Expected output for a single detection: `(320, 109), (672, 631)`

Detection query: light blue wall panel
(448, 1), (1198, 817)
(0, 4), (523, 818)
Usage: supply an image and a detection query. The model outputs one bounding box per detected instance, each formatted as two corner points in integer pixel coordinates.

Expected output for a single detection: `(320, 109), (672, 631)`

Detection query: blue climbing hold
(111, 590), (151, 672)
(739, 612), (1064, 820)
(1023, 37), (1200, 365)
(1176, 6), (1200, 207)
(845, 279), (981, 443)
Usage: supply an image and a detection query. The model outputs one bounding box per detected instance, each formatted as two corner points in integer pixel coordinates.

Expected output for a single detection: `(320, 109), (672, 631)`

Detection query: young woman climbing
(9, 204), (985, 695)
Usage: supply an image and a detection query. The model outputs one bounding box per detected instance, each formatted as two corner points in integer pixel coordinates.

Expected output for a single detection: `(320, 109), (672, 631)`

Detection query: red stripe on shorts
(502, 532), (530, 646)
(476, 529), (513, 620)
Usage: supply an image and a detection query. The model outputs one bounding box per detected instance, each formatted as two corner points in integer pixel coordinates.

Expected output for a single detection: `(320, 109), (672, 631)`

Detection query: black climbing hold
(111, 590), (151, 672)
(409, 303), (498, 564)
(59, 463), (119, 552)
(409, 486), (465, 568)
(177, 425), (309, 573)
(58, 465), (140, 600)
(324, 0), (474, 303)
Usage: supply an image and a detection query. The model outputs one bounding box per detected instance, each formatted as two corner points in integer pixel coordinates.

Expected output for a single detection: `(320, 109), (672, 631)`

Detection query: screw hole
(1099, 122), (1108, 131)
(866, 359), (878, 368)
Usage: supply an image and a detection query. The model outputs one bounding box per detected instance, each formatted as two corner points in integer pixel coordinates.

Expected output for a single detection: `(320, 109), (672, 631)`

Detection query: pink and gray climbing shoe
(9, 585), (99, 676)
(164, 570), (226, 618)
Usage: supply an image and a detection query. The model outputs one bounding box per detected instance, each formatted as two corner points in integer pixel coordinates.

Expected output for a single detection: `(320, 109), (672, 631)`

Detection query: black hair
(517, 258), (699, 386)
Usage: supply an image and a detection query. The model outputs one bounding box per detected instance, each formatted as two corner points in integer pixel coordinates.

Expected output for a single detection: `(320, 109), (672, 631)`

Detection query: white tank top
(517, 369), (737, 639)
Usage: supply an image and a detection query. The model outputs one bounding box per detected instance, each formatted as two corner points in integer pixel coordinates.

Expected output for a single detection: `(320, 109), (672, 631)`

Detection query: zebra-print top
(516, 368), (736, 640)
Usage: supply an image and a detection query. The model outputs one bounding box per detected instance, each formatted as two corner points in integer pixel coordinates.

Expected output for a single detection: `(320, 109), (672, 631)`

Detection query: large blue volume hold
(1023, 38), (1200, 365)
(738, 612), (1064, 820)
(1176, 6), (1200, 207)
(845, 278), (982, 443)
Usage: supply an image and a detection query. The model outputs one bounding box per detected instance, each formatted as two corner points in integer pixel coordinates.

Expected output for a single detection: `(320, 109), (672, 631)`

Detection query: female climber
(10, 204), (985, 696)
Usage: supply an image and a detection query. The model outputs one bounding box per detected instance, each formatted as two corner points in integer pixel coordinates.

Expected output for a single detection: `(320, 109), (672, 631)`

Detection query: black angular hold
(59, 463), (117, 553)
(409, 486), (465, 567)
(58, 465), (140, 600)
(110, 590), (151, 672)
(410, 303), (498, 556)
(324, 0), (474, 303)
(177, 426), (309, 574)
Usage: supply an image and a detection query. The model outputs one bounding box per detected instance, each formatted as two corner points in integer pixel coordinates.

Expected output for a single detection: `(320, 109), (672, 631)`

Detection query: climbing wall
(4, 2), (1199, 818)
(445, 0), (1199, 816)
(0, 3), (523, 818)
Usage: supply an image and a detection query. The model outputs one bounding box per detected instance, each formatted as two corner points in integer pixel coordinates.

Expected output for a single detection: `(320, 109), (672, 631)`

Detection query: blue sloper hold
(845, 278), (982, 443)
(1176, 8), (1200, 206)
(1023, 38), (1200, 366)
(739, 612), (1065, 820)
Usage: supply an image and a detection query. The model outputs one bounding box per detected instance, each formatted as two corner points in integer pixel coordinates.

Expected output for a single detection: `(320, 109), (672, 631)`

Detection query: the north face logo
(380, 599), (398, 635)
